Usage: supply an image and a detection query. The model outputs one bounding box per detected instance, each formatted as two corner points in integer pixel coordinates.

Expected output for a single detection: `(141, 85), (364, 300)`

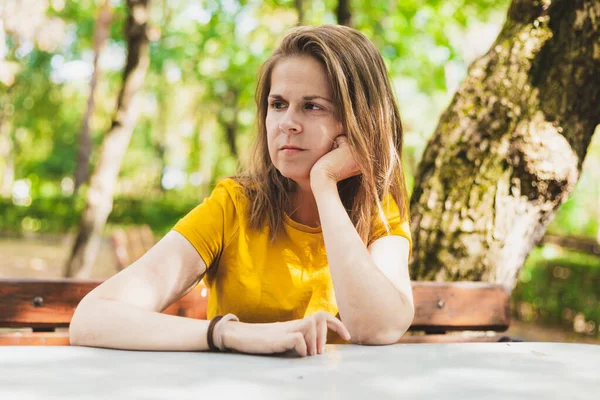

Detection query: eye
(269, 101), (286, 110)
(305, 102), (323, 111)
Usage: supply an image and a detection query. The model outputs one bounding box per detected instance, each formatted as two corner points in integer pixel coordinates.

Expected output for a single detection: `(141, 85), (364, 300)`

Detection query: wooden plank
(0, 278), (208, 328)
(410, 282), (510, 332)
(0, 331), (70, 346)
(0, 279), (509, 331)
(0, 278), (101, 328)
(111, 225), (156, 271)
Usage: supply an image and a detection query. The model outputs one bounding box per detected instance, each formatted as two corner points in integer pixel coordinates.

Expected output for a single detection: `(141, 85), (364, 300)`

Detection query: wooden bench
(0, 279), (510, 345)
(111, 225), (156, 271)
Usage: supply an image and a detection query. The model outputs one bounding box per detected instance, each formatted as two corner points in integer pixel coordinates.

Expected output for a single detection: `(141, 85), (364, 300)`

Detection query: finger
(304, 320), (317, 356)
(331, 138), (339, 150)
(326, 316), (351, 341)
(316, 318), (328, 354)
(291, 332), (307, 357)
(335, 135), (348, 147)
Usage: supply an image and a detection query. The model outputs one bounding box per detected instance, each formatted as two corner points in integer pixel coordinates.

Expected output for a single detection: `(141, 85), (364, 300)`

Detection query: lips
(280, 145), (304, 151)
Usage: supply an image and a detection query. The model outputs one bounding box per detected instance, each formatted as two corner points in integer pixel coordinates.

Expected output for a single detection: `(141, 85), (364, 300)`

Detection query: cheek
(265, 110), (276, 128)
(314, 121), (342, 151)
(314, 139), (333, 158)
(265, 115), (278, 152)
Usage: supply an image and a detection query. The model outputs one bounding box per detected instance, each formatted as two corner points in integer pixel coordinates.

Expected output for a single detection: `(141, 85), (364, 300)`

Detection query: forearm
(69, 298), (210, 351)
(312, 179), (413, 344)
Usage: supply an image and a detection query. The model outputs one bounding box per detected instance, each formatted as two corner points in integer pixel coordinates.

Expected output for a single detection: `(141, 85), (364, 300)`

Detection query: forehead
(269, 56), (333, 98)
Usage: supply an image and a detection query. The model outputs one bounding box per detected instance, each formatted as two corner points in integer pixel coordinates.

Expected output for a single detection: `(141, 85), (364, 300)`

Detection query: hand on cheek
(309, 135), (361, 185)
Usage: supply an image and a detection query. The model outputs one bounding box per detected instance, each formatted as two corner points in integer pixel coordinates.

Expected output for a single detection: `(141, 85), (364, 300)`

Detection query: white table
(1, 343), (598, 399)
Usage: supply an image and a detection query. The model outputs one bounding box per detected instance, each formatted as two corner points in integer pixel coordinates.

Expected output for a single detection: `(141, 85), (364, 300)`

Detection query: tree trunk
(295, 0), (304, 25)
(64, 0), (152, 278)
(336, 0), (352, 27)
(410, 0), (600, 290)
(597, 186), (600, 244)
(0, 142), (14, 199)
(154, 1), (172, 193)
(219, 89), (239, 158)
(73, 2), (112, 193)
(223, 119), (238, 159)
(0, 113), (14, 199)
(193, 113), (218, 197)
(0, 75), (14, 199)
(153, 88), (169, 192)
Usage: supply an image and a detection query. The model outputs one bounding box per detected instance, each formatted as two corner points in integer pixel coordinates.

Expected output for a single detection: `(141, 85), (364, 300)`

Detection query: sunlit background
(1, 0), (599, 342)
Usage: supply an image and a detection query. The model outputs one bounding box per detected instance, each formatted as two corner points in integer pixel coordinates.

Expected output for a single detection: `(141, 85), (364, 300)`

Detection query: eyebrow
(269, 94), (333, 103)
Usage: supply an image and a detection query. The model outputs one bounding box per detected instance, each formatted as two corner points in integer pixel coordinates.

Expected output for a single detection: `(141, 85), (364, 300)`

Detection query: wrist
(218, 320), (242, 351)
(212, 314), (240, 351)
(310, 173), (337, 193)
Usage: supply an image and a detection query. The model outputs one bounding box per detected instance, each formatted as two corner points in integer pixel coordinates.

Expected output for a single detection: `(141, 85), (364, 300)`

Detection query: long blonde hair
(235, 25), (409, 244)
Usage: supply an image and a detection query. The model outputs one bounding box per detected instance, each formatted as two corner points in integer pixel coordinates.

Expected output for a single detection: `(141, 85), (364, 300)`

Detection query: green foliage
(2, 0), (516, 202)
(513, 247), (600, 338)
(0, 196), (79, 234)
(2, 0), (596, 239)
(0, 194), (198, 237)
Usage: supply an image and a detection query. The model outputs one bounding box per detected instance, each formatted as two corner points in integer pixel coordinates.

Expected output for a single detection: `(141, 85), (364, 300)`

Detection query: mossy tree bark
(410, 0), (600, 289)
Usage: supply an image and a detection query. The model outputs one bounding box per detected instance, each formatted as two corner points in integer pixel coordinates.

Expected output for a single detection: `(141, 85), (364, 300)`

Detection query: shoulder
(375, 193), (407, 222)
(213, 177), (243, 193)
(208, 178), (248, 206)
(173, 178), (250, 241)
(176, 178), (248, 226)
(369, 193), (412, 248)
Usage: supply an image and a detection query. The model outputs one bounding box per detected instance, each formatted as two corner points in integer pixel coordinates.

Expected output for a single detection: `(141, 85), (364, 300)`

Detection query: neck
(287, 180), (320, 228)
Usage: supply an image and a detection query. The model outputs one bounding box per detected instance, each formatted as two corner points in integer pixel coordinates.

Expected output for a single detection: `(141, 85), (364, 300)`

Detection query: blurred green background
(1, 0), (599, 342)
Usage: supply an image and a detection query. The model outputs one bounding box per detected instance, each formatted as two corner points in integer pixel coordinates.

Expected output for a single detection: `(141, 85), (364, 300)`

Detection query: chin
(276, 167), (310, 183)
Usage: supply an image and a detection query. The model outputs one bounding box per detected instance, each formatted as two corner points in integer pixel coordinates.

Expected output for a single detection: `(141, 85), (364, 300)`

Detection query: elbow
(68, 325), (83, 347)
(68, 298), (95, 346)
(349, 307), (414, 346)
(349, 325), (409, 346)
(68, 303), (85, 346)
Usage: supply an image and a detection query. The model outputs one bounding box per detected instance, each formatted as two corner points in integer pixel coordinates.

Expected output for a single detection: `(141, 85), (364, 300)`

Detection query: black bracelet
(207, 315), (224, 352)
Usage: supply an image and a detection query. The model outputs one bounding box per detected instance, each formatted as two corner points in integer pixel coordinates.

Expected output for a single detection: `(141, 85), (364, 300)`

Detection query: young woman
(70, 25), (414, 357)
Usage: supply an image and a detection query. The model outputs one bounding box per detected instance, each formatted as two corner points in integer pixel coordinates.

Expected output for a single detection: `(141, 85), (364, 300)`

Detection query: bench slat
(0, 279), (509, 331)
(411, 282), (510, 332)
(0, 332), (71, 346)
(0, 278), (208, 328)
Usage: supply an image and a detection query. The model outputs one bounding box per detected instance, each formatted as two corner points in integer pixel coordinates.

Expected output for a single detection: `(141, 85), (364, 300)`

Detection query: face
(266, 55), (343, 185)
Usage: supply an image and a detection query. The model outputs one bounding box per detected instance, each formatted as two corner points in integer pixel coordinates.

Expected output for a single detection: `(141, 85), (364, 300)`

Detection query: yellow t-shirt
(172, 178), (411, 343)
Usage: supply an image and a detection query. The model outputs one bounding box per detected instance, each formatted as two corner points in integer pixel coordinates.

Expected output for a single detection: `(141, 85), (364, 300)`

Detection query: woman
(70, 25), (414, 357)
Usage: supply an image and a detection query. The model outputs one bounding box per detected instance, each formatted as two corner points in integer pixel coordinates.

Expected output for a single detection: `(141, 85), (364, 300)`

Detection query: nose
(279, 109), (302, 134)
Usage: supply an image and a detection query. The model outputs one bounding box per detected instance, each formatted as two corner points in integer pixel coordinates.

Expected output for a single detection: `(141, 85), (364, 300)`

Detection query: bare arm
(311, 177), (414, 345)
(69, 230), (211, 351)
(69, 230), (350, 355)
(308, 135), (414, 345)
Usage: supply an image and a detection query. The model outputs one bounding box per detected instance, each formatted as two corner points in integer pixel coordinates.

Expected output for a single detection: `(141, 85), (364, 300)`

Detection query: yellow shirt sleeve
(368, 194), (412, 256)
(171, 179), (240, 270)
